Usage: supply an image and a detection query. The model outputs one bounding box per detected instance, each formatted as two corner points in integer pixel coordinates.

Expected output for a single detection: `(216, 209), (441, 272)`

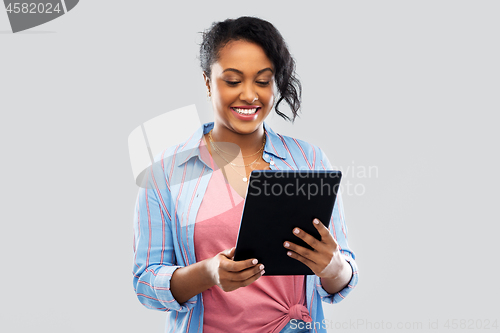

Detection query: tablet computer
(233, 169), (342, 275)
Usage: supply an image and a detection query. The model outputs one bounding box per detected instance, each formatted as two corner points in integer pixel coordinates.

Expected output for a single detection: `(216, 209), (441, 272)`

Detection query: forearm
(320, 258), (353, 294)
(170, 258), (215, 304)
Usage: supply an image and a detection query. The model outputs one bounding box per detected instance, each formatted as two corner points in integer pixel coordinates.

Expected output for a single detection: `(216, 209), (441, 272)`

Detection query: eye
(225, 81), (240, 86)
(257, 81), (270, 86)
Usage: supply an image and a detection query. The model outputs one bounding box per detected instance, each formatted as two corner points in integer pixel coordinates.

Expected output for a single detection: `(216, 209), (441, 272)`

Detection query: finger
(221, 266), (264, 291)
(291, 227), (323, 251)
(230, 247), (235, 261)
(220, 247), (235, 259)
(230, 263), (265, 282)
(222, 256), (260, 272)
(228, 247), (235, 260)
(330, 232), (339, 251)
(286, 249), (317, 271)
(284, 241), (318, 265)
(312, 218), (338, 249)
(241, 265), (266, 287)
(312, 218), (333, 242)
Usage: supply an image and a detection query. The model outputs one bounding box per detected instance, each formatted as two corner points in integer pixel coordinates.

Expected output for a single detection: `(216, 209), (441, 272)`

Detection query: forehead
(213, 40), (273, 74)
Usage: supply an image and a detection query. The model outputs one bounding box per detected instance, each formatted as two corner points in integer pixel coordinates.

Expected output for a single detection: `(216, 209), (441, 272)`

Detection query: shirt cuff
(316, 254), (359, 304)
(154, 265), (199, 312)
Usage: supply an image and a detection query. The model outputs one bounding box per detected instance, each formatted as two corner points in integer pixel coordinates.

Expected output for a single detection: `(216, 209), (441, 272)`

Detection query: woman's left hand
(283, 218), (345, 279)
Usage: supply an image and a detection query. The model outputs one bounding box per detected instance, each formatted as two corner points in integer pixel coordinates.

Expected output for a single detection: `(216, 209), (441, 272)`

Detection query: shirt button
(264, 154), (269, 159)
(270, 160), (275, 165)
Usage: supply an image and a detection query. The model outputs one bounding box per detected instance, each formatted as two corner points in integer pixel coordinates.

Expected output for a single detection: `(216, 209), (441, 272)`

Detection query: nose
(239, 82), (259, 104)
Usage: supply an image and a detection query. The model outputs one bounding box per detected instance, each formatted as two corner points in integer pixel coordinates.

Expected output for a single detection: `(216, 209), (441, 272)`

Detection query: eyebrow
(222, 67), (274, 75)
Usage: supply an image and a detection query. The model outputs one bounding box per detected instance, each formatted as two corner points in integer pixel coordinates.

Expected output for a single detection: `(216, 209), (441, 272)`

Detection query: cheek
(261, 90), (275, 105)
(215, 86), (238, 104)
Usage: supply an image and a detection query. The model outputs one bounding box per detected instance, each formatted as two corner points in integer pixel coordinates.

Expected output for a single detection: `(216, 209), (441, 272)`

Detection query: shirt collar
(175, 120), (288, 168)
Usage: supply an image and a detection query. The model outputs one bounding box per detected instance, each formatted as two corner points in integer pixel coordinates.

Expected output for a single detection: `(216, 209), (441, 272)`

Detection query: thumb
(229, 247), (236, 260)
(221, 247), (235, 259)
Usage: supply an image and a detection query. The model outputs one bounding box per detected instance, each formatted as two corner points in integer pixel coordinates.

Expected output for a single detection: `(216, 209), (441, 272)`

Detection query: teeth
(233, 108), (258, 115)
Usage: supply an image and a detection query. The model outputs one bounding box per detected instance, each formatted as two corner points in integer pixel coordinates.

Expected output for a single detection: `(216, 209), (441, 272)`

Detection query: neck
(208, 124), (266, 156)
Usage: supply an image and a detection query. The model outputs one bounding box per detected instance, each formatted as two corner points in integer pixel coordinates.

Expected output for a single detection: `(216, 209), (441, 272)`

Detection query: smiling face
(203, 39), (276, 135)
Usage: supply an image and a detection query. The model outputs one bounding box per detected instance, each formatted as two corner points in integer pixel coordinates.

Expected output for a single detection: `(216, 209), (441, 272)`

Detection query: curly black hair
(199, 16), (302, 123)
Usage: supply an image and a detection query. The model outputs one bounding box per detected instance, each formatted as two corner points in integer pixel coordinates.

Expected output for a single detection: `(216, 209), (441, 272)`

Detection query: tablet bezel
(233, 169), (342, 275)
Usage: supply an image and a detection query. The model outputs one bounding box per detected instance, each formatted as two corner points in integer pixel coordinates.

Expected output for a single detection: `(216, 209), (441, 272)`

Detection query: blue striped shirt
(132, 121), (359, 333)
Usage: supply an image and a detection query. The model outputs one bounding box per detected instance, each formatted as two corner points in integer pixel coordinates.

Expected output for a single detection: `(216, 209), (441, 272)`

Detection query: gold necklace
(223, 155), (254, 183)
(208, 129), (265, 158)
(210, 141), (261, 167)
(211, 144), (256, 182)
(207, 130), (265, 182)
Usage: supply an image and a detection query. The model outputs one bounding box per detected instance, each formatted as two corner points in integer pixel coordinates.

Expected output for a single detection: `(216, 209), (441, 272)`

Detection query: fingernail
(259, 265), (264, 270)
(287, 251), (292, 256)
(252, 259), (258, 265)
(284, 242), (290, 248)
(313, 218), (319, 224)
(261, 270), (265, 275)
(293, 228), (299, 235)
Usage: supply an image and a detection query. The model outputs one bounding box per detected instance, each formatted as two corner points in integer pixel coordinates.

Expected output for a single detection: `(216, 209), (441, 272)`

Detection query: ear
(202, 72), (211, 93)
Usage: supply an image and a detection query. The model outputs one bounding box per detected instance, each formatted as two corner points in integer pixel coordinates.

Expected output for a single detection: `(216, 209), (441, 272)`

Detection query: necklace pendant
(243, 177), (248, 182)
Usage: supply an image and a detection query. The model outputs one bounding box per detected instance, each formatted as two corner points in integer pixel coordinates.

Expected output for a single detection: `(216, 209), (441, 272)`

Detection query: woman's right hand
(207, 247), (265, 292)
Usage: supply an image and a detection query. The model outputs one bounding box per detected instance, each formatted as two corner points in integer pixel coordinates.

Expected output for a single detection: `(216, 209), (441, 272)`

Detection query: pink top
(194, 138), (311, 332)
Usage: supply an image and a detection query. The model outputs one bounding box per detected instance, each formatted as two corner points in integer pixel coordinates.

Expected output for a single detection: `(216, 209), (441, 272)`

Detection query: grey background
(1, 1), (498, 332)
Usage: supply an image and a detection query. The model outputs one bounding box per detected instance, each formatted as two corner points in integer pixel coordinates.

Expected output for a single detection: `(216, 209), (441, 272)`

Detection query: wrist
(202, 257), (217, 288)
(335, 257), (352, 280)
(322, 254), (350, 280)
(319, 259), (352, 294)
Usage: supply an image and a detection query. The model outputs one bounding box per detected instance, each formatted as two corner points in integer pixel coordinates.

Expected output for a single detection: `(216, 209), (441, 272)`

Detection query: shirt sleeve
(313, 146), (359, 304)
(132, 163), (198, 312)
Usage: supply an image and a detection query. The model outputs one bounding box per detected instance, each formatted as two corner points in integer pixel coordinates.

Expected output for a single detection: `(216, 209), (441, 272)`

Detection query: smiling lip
(231, 106), (260, 121)
(232, 106), (261, 109)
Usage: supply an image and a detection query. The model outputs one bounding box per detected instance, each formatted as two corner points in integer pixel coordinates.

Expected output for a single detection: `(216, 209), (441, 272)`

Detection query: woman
(133, 16), (358, 333)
